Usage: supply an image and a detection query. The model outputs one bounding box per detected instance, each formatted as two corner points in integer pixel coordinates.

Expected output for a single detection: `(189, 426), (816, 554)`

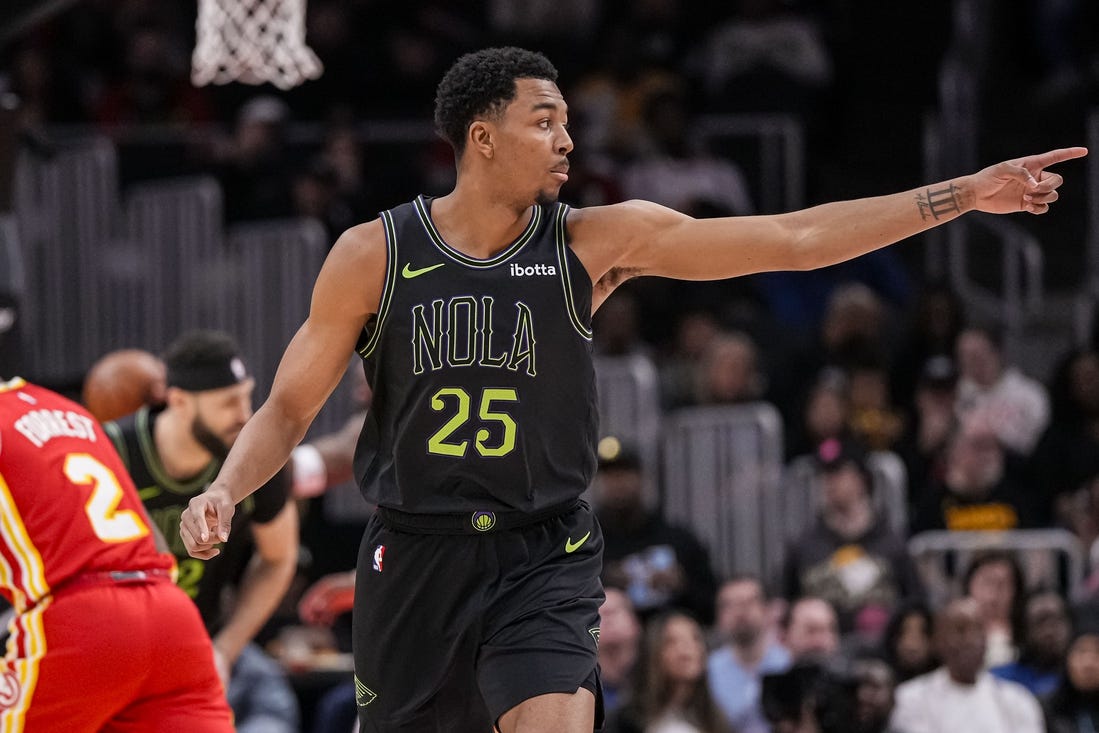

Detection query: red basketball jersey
(0, 378), (172, 612)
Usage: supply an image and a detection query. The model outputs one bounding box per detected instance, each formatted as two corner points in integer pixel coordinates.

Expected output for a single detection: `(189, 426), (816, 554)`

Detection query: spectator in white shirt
(890, 597), (1044, 733)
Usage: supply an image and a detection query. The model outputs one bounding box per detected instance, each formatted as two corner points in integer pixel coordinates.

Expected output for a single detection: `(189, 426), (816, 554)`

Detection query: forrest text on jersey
(14, 408), (98, 447)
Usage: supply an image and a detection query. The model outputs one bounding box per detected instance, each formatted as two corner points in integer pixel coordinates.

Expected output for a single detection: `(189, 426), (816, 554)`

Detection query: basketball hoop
(191, 0), (322, 91)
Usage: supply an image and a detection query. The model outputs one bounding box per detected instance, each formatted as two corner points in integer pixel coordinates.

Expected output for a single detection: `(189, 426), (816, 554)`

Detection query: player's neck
(154, 410), (216, 480)
(428, 185), (535, 259)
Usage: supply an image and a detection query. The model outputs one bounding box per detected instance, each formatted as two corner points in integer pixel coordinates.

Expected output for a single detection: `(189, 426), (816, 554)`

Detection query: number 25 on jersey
(428, 387), (518, 458)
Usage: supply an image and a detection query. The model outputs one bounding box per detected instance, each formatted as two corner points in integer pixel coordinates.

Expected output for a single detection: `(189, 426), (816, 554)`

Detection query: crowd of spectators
(284, 293), (1099, 730)
(4, 0), (1095, 231)
(572, 264), (1099, 733)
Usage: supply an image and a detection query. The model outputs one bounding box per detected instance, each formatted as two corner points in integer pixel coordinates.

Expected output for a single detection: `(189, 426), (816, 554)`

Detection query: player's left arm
(211, 499), (299, 671)
(569, 147), (1085, 306)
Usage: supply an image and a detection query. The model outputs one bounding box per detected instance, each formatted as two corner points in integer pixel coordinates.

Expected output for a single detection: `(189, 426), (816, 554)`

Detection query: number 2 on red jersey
(62, 453), (149, 543)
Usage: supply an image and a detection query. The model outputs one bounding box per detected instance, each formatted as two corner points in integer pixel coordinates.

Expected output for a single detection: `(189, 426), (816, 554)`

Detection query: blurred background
(1, 0), (1096, 400)
(2, 2), (1099, 732)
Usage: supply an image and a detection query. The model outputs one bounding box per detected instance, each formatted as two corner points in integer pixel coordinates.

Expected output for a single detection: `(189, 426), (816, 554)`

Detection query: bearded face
(190, 410), (233, 460)
(187, 380), (254, 460)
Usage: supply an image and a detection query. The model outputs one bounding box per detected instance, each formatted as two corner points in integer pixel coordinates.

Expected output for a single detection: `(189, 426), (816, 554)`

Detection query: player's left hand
(180, 484), (236, 559)
(971, 146), (1087, 215)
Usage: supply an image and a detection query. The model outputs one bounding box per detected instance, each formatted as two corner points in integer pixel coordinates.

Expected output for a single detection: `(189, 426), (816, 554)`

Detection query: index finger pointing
(1029, 147), (1088, 169)
(181, 499), (213, 543)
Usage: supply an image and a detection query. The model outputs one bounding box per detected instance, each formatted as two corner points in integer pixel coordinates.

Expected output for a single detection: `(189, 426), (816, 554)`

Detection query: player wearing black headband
(104, 330), (300, 725)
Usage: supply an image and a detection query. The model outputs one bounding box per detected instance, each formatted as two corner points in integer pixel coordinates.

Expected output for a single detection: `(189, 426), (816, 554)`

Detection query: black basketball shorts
(352, 500), (605, 732)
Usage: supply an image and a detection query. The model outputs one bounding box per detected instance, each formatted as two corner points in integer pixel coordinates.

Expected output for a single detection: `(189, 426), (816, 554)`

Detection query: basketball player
(105, 330), (298, 704)
(0, 377), (233, 731)
(181, 47), (1086, 733)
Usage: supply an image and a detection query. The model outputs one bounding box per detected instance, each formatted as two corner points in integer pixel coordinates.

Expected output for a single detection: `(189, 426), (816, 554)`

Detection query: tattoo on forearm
(916, 183), (962, 221)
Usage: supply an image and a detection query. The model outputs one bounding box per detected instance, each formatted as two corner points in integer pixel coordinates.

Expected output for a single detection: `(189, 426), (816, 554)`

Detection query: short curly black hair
(162, 330), (240, 372)
(161, 329), (243, 383)
(434, 47), (558, 156)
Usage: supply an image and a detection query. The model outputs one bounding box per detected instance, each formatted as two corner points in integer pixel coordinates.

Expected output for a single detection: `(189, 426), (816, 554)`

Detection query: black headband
(167, 356), (249, 392)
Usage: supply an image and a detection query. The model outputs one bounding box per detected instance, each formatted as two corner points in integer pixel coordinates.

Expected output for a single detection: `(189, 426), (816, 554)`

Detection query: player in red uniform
(0, 377), (232, 732)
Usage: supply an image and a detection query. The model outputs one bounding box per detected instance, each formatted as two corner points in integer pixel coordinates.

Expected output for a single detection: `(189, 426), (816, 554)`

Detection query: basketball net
(191, 0), (322, 90)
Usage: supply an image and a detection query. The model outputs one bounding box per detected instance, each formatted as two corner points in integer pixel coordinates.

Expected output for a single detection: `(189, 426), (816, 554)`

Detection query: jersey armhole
(357, 210), (399, 359)
(103, 421), (130, 472)
(553, 204), (593, 341)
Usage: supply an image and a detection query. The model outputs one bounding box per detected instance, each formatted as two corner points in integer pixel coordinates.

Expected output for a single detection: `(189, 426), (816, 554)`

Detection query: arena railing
(921, 0), (1050, 357)
(13, 134), (354, 438)
(661, 402), (785, 581)
(122, 177), (226, 350)
(948, 214), (1044, 340)
(908, 528), (1086, 608)
(923, 115), (1045, 355)
(694, 113), (805, 214)
(53, 112), (805, 215)
(13, 136), (118, 384)
(1078, 109), (1099, 345)
(14, 115), (803, 385)
(1089, 109), (1099, 293)
(783, 450), (909, 542)
(0, 213), (24, 376)
(223, 217), (355, 436)
(593, 353), (664, 507)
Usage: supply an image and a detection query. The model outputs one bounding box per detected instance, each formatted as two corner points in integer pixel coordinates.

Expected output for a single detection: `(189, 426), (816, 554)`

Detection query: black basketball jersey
(354, 195), (598, 514)
(105, 406), (291, 629)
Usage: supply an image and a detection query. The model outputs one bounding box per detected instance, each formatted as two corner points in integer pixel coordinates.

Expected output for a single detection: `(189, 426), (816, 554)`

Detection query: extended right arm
(180, 220), (385, 557)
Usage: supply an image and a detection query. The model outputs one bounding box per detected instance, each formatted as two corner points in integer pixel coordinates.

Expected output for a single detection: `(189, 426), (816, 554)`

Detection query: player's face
(495, 78), (573, 206)
(190, 379), (255, 458)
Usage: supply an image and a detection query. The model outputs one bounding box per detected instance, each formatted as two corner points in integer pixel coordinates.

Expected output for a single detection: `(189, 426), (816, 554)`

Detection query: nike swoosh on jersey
(565, 531), (591, 554)
(401, 262), (445, 279)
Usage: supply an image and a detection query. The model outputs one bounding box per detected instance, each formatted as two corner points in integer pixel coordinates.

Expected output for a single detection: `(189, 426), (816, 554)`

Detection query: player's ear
(468, 121), (493, 159)
(165, 386), (192, 412)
